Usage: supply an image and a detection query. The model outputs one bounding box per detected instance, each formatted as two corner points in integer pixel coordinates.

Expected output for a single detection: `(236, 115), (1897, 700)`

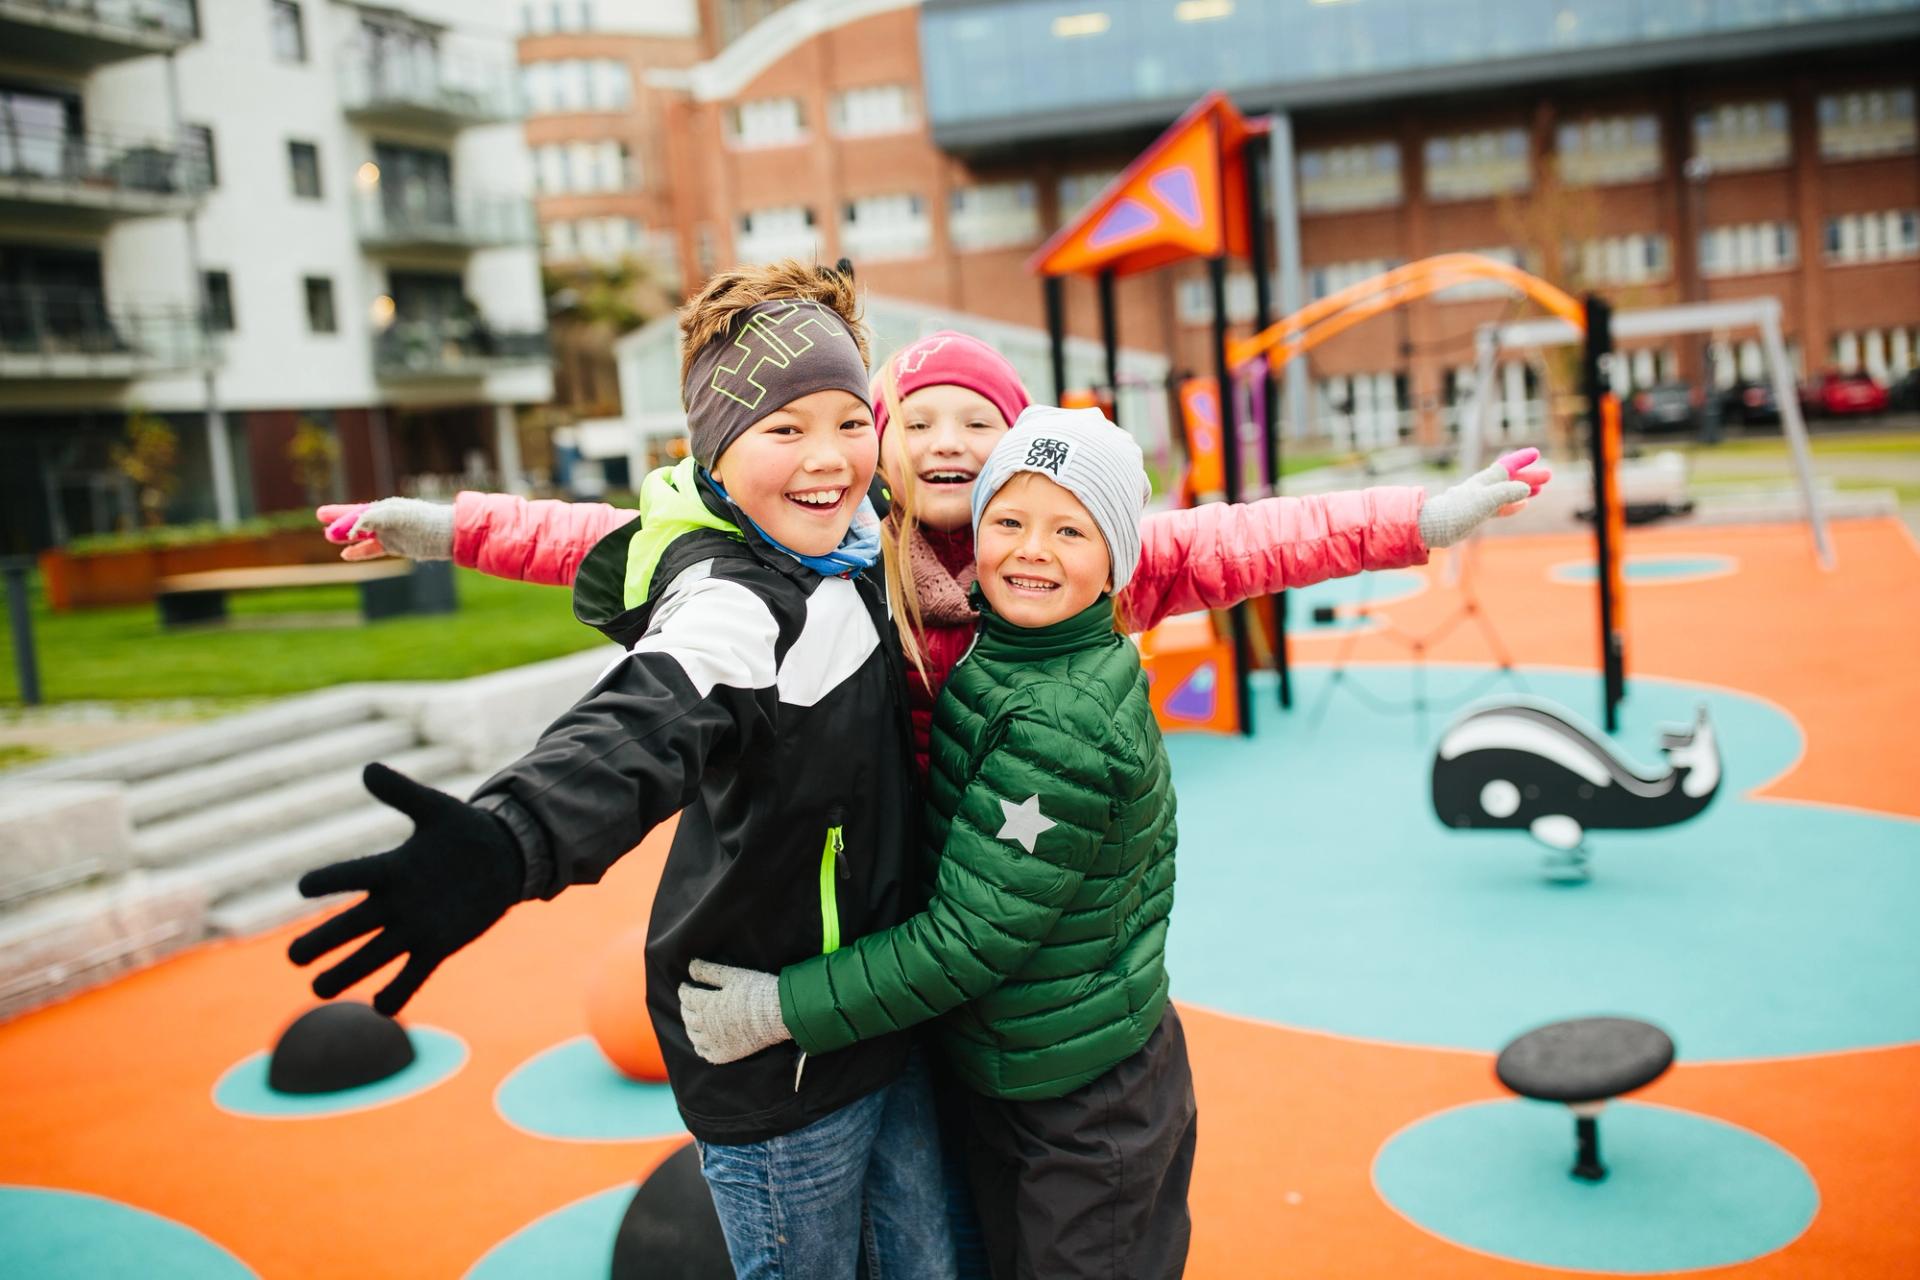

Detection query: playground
(2, 513), (1917, 1276)
(3, 89), (1918, 1278)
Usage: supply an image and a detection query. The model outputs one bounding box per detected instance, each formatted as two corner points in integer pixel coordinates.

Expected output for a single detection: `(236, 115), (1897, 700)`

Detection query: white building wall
(87, 0), (550, 414)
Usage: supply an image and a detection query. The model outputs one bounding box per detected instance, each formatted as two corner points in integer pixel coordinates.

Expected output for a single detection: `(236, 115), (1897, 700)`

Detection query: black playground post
(1097, 269), (1120, 427)
(3, 556), (41, 707)
(1043, 275), (1068, 404)
(1245, 135), (1292, 710)
(1209, 254), (1255, 736)
(1581, 293), (1625, 733)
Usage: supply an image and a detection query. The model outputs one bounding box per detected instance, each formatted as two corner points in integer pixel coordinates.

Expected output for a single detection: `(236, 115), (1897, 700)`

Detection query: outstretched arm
(317, 492), (635, 586)
(1120, 449), (1547, 632)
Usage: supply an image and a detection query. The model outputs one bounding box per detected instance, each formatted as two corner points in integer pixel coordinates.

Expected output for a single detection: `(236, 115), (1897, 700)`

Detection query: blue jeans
(696, 1049), (961, 1279)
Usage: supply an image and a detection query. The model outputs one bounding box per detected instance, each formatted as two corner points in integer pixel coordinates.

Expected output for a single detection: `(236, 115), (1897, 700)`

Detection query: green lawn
(1680, 427), (1920, 460)
(0, 568), (603, 705)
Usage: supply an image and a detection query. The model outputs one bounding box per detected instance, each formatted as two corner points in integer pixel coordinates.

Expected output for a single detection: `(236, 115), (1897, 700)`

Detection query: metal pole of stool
(1571, 1102), (1607, 1182)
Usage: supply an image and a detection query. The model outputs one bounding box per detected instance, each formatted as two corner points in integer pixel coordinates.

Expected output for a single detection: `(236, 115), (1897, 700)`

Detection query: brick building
(572, 0), (1920, 443)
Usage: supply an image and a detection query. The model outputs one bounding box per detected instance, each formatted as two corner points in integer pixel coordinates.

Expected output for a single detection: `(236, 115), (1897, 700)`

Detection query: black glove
(288, 763), (525, 1016)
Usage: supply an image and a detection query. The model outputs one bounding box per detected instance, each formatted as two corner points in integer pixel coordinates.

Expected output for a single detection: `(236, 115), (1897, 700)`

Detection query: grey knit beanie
(971, 406), (1152, 592)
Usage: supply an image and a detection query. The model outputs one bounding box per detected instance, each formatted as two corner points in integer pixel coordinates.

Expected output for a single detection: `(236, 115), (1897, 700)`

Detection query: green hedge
(63, 510), (319, 557)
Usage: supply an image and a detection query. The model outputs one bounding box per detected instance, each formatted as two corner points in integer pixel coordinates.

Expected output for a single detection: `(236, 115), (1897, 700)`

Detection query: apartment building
(1, 0), (550, 553)
(594, 0), (1918, 449)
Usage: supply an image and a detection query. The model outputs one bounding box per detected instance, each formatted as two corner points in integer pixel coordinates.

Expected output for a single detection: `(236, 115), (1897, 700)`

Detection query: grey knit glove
(679, 959), (791, 1065)
(344, 497), (456, 561)
(1418, 459), (1534, 549)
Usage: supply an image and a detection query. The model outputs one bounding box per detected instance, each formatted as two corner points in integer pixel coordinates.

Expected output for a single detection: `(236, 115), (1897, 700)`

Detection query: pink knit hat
(870, 330), (1031, 439)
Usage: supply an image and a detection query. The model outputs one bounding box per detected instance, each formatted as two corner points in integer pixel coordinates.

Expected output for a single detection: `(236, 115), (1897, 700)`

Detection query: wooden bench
(155, 561), (454, 628)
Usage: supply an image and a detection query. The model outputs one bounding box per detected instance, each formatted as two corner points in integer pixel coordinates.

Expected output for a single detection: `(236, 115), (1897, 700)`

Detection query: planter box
(40, 529), (344, 610)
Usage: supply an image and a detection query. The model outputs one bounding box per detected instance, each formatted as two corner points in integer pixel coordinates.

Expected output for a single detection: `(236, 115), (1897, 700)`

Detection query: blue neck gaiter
(705, 471), (883, 577)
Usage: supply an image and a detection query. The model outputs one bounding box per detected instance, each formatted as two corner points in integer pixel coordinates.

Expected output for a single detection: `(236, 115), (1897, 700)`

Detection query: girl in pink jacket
(322, 331), (1546, 780)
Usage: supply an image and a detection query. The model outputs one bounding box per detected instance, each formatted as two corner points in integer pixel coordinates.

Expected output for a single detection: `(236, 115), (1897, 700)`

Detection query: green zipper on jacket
(818, 808), (847, 955)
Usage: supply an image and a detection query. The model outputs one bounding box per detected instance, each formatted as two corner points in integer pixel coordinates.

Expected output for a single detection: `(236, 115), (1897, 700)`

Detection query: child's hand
(287, 764), (524, 1015)
(680, 959), (790, 1064)
(316, 498), (455, 562)
(1418, 451), (1546, 549)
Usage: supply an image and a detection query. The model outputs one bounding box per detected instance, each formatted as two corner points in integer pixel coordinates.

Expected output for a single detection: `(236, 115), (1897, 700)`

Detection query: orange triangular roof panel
(1030, 92), (1259, 279)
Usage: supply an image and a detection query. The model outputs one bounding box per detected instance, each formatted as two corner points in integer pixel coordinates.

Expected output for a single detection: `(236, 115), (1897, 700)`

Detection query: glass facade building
(921, 0), (1920, 145)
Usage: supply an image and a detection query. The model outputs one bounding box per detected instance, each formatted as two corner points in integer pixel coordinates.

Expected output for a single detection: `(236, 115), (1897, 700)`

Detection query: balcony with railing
(354, 187), (537, 253)
(0, 286), (213, 381)
(373, 315), (548, 381)
(338, 46), (520, 130)
(0, 119), (206, 223)
(0, 0), (198, 68)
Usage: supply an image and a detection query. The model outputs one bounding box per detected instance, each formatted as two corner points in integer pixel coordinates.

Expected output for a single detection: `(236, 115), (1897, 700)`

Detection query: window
(1424, 128), (1529, 201)
(288, 140), (322, 199)
(728, 98), (807, 149)
(1308, 258), (1396, 302)
(831, 85), (916, 138)
(1823, 209), (1920, 265)
(1298, 142), (1401, 213)
(736, 205), (818, 263)
(841, 193), (930, 261)
(949, 182), (1040, 253)
(1557, 114), (1661, 186)
(1316, 373), (1404, 450)
(1056, 170), (1119, 222)
(203, 270), (234, 332)
(184, 123), (216, 190)
(271, 0), (307, 63)
(592, 60), (631, 110)
(1175, 271), (1259, 325)
(1572, 233), (1672, 286)
(1698, 222), (1797, 277)
(544, 219), (577, 260)
(304, 276), (337, 334)
(1692, 100), (1790, 174)
(1818, 88), (1917, 161)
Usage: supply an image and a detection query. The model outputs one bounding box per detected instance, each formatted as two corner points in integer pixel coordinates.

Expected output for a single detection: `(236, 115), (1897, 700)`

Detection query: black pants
(963, 1005), (1199, 1280)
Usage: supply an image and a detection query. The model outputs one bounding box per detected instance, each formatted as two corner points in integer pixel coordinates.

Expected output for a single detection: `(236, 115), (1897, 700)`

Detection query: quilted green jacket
(779, 593), (1176, 1100)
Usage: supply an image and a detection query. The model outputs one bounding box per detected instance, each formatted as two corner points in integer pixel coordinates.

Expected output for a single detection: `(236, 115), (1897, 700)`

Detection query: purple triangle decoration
(1164, 661), (1218, 722)
(1149, 166), (1202, 228)
(1087, 198), (1160, 250)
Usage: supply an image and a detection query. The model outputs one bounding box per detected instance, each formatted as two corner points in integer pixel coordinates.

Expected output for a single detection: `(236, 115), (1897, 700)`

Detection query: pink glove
(316, 503), (388, 562)
(1500, 447), (1551, 497)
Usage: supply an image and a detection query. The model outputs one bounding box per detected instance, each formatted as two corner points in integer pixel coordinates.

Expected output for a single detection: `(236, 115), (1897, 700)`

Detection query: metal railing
(4, 0), (199, 44)
(337, 47), (520, 124)
(373, 316), (547, 379)
(353, 187), (537, 249)
(0, 117), (206, 201)
(0, 286), (212, 376)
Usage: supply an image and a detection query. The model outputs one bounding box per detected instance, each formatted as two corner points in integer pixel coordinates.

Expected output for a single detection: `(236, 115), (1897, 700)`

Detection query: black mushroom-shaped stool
(268, 1002), (416, 1095)
(1495, 1016), (1675, 1182)
(611, 1142), (733, 1279)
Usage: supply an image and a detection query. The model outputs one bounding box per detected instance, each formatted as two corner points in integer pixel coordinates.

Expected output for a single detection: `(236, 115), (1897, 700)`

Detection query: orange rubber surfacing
(1, 519), (1917, 1277)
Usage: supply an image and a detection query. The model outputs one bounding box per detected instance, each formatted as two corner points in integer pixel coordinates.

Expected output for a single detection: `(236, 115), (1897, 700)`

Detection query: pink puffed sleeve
(1119, 486), (1429, 633)
(452, 492), (638, 587)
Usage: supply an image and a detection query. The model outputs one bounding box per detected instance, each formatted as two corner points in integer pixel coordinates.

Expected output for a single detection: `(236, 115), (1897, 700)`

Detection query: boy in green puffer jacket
(682, 405), (1195, 1279)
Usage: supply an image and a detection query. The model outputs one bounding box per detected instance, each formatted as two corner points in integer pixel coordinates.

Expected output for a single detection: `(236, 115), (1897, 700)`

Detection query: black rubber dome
(268, 1002), (416, 1095)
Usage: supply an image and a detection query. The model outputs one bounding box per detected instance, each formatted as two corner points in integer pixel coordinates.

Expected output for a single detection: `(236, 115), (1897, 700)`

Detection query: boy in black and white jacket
(290, 261), (958, 1279)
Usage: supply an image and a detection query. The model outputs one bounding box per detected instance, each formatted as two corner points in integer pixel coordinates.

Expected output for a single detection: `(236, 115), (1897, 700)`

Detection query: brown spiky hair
(678, 259), (870, 390)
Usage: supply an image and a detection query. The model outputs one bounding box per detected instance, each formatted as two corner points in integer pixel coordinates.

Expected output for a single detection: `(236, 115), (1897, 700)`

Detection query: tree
(289, 417), (340, 506)
(111, 409), (180, 529)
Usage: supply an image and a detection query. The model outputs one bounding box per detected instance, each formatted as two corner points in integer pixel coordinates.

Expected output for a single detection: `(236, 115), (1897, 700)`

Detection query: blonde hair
(678, 259), (870, 389)
(875, 351), (934, 690)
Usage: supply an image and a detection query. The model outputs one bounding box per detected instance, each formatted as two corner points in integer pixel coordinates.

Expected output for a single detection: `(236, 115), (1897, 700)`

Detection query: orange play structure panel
(2, 519), (1917, 1277)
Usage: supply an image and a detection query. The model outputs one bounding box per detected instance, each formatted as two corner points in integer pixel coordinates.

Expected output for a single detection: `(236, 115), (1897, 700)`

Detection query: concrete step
(124, 719), (418, 827)
(131, 743), (466, 870)
(15, 688), (382, 786)
(149, 770), (495, 912)
(0, 874), (208, 1023)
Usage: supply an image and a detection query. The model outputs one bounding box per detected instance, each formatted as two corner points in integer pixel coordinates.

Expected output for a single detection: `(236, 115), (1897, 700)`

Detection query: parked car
(1625, 381), (1702, 433)
(1801, 370), (1890, 418)
(1889, 368), (1920, 414)
(1717, 378), (1780, 426)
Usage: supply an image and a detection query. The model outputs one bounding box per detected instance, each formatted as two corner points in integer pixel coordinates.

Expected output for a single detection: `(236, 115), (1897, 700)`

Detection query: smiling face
(975, 472), (1112, 628)
(710, 388), (878, 556)
(889, 383), (1011, 531)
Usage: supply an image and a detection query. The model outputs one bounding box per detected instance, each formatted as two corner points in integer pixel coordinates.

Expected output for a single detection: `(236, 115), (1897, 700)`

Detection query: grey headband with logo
(680, 299), (872, 468)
